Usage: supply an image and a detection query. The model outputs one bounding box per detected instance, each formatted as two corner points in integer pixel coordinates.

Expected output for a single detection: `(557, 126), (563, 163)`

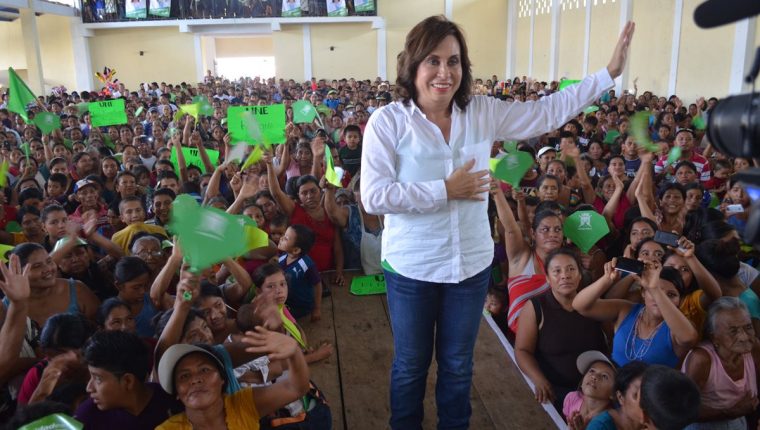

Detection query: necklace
(624, 306), (664, 362)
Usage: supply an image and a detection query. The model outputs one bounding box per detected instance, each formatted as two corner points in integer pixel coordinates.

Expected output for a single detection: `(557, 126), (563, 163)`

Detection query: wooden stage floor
(301, 271), (558, 430)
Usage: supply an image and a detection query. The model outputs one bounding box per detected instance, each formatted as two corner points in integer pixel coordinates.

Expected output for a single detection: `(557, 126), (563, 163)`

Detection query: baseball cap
(576, 350), (614, 375)
(158, 344), (226, 395)
(536, 146), (557, 159)
(74, 178), (99, 193)
(327, 89), (338, 95)
(52, 237), (88, 253)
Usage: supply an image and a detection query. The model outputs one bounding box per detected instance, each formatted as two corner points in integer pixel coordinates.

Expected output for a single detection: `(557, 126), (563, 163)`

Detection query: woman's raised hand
(0, 255), (29, 304)
(607, 21), (635, 79)
(243, 326), (300, 361)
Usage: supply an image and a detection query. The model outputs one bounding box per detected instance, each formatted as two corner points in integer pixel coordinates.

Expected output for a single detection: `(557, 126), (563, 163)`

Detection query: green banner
(89, 99), (128, 128)
(227, 104), (286, 145)
(169, 146), (220, 174)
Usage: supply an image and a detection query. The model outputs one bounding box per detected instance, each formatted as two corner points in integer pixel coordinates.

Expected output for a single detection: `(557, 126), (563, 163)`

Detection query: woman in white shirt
(360, 15), (634, 430)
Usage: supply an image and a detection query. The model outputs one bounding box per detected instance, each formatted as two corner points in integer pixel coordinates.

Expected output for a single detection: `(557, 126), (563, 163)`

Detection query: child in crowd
(338, 124), (362, 177)
(277, 224), (323, 321)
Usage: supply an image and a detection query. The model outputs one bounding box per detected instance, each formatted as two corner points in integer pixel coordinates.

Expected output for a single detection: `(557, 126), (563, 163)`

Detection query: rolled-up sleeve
(360, 107), (448, 215)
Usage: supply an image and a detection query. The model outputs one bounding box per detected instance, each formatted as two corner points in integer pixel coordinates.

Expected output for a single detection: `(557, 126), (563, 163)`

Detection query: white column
(506, 0), (517, 80)
(193, 34), (204, 83)
(444, 0), (453, 20)
(69, 18), (94, 91)
(616, 0), (632, 94)
(19, 6), (44, 95)
(528, 0), (535, 77)
(668, 0), (683, 96)
(201, 36), (216, 77)
(303, 24), (312, 81)
(376, 27), (387, 80)
(729, 17), (757, 95)
(582, 0), (591, 76)
(548, 0), (560, 80)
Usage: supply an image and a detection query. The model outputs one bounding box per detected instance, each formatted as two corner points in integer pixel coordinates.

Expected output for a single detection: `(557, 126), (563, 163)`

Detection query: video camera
(695, 0), (760, 245)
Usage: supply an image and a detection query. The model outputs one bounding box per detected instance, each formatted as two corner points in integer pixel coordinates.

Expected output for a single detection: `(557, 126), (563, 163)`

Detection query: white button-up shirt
(361, 68), (615, 283)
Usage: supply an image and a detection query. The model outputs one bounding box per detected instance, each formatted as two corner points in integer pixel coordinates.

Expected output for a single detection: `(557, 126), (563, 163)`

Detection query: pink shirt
(563, 391), (584, 418)
(681, 342), (757, 409)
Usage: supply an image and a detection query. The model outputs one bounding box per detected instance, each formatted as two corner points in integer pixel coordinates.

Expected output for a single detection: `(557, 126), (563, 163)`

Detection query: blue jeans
(385, 267), (490, 430)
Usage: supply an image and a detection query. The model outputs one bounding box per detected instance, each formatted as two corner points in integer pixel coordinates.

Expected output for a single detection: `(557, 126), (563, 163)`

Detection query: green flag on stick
(241, 145), (264, 171)
(563, 210), (609, 254)
(0, 160), (9, 187)
(292, 100), (318, 124)
(629, 112), (661, 152)
(32, 112), (60, 134)
(489, 151), (534, 187)
(167, 195), (269, 273)
(7, 68), (37, 123)
(325, 148), (344, 187)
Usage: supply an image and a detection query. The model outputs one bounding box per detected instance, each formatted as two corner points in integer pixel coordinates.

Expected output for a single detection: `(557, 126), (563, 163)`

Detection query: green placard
(350, 274), (387, 296)
(169, 146), (220, 174)
(89, 99), (127, 128)
(227, 104), (286, 145)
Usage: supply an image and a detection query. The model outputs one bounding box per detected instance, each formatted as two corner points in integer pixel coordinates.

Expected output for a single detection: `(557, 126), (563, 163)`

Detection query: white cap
(157, 344), (225, 395)
(536, 146), (556, 159)
(576, 350), (615, 375)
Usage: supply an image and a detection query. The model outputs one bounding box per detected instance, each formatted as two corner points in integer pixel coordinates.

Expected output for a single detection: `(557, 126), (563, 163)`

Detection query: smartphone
(727, 204), (745, 214)
(653, 231), (680, 248)
(614, 257), (645, 276)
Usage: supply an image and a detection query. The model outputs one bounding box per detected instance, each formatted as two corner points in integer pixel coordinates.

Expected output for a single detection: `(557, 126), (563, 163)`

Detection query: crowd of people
(0, 38), (756, 429)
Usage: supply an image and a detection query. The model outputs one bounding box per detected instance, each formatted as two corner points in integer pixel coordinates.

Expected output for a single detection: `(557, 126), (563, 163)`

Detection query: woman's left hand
(607, 21), (635, 78)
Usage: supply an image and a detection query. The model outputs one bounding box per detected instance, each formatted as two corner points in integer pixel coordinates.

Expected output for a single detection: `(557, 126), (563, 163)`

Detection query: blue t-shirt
(278, 254), (321, 318)
(587, 411), (616, 430)
(624, 158), (641, 177)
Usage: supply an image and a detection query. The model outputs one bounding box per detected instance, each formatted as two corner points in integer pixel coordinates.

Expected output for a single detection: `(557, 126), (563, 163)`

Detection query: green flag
(603, 130), (621, 145)
(563, 210), (609, 254)
(5, 220), (21, 233)
(324, 148), (344, 187)
(558, 79), (581, 91)
(628, 111), (661, 153)
(0, 159), (8, 187)
(667, 146), (682, 164)
(168, 195), (267, 272)
(193, 95), (214, 116)
(7, 68), (37, 123)
(241, 145), (263, 171)
(178, 103), (200, 121)
(89, 99), (128, 128)
(32, 112), (60, 134)
(489, 151), (533, 187)
(315, 104), (333, 117)
(502, 141), (518, 152)
(18, 413), (82, 430)
(103, 135), (115, 150)
(292, 100), (317, 124)
(692, 116), (706, 130)
(0, 244), (14, 263)
(584, 105), (599, 114)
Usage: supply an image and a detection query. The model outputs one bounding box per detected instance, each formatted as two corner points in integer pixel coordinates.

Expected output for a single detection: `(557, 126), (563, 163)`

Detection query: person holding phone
(573, 259), (697, 368)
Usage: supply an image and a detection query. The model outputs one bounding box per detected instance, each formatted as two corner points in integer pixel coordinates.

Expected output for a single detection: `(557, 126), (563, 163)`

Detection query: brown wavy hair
(395, 15), (472, 111)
